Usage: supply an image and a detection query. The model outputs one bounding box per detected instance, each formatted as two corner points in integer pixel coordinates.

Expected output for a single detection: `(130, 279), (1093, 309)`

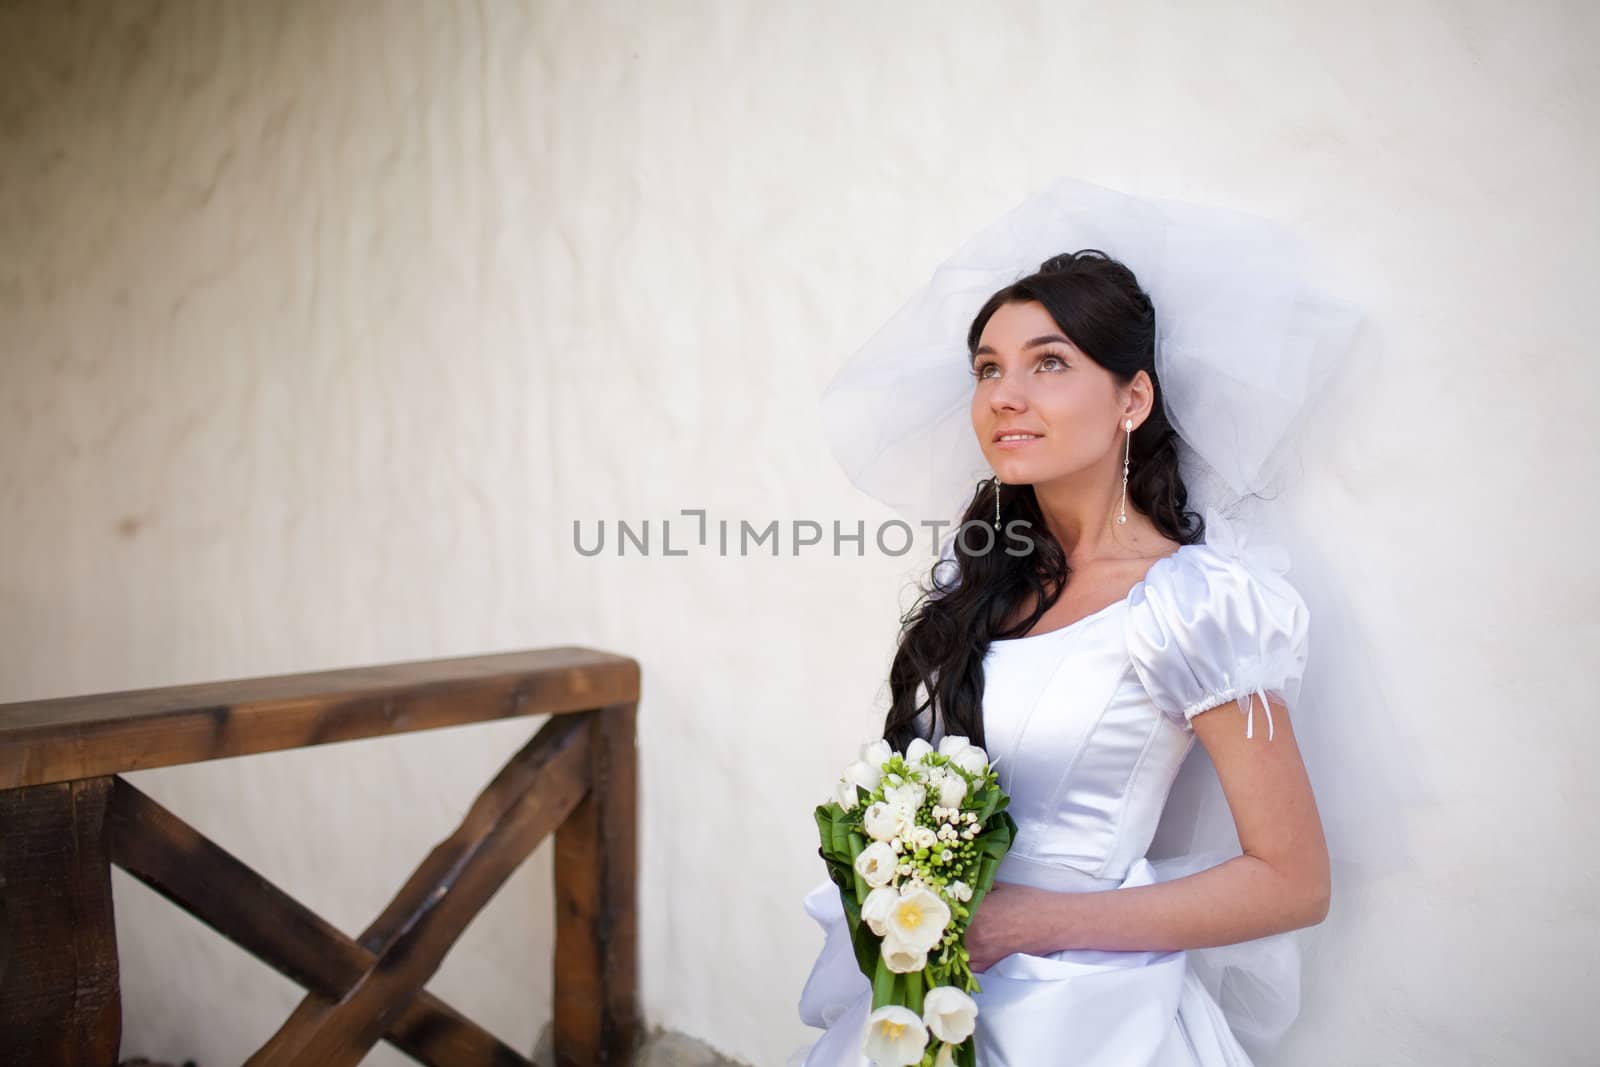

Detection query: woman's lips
(994, 433), (1042, 450)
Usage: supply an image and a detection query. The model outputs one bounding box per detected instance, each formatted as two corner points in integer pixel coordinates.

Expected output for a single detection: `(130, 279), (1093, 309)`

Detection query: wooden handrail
(0, 646), (639, 789)
(0, 647), (641, 1067)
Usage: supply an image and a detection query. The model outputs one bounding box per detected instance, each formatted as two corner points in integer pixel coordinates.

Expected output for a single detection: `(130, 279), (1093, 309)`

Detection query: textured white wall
(1, 2), (1594, 1065)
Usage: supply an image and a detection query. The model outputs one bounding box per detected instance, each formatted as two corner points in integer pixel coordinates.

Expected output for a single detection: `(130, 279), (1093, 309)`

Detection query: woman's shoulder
(1132, 538), (1308, 638)
(1123, 527), (1312, 727)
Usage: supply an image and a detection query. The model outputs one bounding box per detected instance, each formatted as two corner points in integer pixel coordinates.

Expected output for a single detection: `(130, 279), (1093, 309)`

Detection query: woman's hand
(963, 882), (1064, 973)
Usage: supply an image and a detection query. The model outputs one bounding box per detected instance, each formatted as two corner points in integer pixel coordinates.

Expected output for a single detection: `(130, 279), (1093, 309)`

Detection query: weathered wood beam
(0, 647), (639, 789)
(245, 710), (593, 1067)
(0, 776), (121, 1067)
(553, 702), (640, 1067)
(105, 776), (534, 1067)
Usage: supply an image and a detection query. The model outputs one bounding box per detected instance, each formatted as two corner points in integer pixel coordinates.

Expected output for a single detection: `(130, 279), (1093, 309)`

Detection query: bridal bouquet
(813, 735), (1017, 1067)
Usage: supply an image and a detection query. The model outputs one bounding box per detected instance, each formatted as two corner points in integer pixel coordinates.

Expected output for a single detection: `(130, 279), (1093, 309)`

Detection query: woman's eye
(971, 354), (1066, 380)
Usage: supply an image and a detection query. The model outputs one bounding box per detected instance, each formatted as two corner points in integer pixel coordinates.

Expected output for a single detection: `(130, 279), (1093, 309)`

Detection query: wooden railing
(0, 647), (641, 1067)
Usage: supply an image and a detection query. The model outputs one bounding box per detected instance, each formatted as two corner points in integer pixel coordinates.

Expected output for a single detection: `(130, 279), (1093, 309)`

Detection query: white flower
(843, 759), (882, 795)
(863, 1005), (928, 1066)
(939, 849), (953, 864)
(937, 735), (972, 759)
(855, 841), (899, 888)
(862, 801), (900, 842)
(884, 780), (926, 813)
(951, 745), (989, 776)
(936, 771), (968, 808)
(906, 737), (935, 765)
(934, 1041), (957, 1067)
(861, 885), (899, 937)
(922, 986), (979, 1044)
(947, 880), (973, 902)
(834, 777), (860, 811)
(861, 738), (894, 770)
(879, 930), (930, 974)
(885, 885), (951, 953)
(910, 825), (938, 851)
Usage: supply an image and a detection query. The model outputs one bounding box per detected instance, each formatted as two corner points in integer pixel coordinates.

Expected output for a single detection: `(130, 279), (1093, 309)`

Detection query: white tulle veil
(817, 176), (1432, 1057)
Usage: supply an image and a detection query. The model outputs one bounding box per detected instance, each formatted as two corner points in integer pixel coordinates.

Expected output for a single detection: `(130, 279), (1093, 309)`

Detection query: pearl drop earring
(992, 475), (1002, 531)
(1116, 419), (1133, 526)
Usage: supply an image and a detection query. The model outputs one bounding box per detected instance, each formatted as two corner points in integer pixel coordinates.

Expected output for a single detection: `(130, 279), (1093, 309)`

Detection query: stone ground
(119, 1025), (755, 1067)
(531, 1023), (754, 1067)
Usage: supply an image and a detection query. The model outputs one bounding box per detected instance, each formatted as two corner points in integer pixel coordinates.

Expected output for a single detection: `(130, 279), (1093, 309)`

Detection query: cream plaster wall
(1, 2), (1594, 1064)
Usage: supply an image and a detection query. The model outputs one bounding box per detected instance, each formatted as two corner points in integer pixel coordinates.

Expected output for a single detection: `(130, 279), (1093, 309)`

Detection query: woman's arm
(966, 694), (1330, 968)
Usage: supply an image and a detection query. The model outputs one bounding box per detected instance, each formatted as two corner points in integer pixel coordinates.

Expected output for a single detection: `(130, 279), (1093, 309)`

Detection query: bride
(791, 179), (1399, 1066)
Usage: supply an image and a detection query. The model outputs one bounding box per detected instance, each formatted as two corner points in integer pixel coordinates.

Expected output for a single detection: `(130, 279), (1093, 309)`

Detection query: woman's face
(969, 299), (1128, 487)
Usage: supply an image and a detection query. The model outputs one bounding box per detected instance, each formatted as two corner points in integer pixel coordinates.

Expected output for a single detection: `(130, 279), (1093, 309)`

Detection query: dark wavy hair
(881, 250), (1205, 754)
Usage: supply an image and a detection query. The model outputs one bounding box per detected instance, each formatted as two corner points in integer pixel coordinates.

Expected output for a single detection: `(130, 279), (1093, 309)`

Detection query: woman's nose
(990, 377), (1026, 412)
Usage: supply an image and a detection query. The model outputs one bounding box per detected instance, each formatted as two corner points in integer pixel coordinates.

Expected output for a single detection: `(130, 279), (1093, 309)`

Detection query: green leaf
(851, 920), (880, 978)
(847, 831), (871, 902)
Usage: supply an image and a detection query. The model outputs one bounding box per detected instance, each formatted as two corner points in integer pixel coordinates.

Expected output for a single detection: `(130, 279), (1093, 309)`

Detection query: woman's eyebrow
(972, 334), (1071, 360)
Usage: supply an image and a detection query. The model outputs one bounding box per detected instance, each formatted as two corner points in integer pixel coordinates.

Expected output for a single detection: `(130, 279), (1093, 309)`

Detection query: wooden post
(552, 702), (640, 1067)
(0, 776), (121, 1067)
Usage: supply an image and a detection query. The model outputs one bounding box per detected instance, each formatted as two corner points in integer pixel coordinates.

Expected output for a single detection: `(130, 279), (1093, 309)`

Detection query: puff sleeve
(1123, 534), (1310, 739)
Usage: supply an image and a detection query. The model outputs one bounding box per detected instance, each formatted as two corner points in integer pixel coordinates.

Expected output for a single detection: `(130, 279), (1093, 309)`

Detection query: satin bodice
(982, 600), (1193, 890)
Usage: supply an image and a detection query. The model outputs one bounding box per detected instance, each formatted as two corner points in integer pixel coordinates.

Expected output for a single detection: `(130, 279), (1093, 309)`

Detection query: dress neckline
(988, 542), (1203, 646)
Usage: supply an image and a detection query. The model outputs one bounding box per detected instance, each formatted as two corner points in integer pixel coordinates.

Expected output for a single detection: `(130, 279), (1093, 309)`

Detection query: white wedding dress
(790, 534), (1313, 1067)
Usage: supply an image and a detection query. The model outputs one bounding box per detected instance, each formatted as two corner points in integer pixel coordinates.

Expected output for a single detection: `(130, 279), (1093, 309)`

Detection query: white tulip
(884, 780), (926, 813)
(937, 735), (972, 759)
(843, 759), (883, 795)
(951, 745), (988, 775)
(906, 737), (934, 765)
(863, 1005), (928, 1066)
(885, 884), (950, 953)
(936, 772), (968, 808)
(860, 885), (899, 937)
(922, 986), (979, 1044)
(862, 801), (900, 842)
(834, 777), (859, 811)
(845, 758), (883, 790)
(879, 930), (930, 974)
(861, 737), (894, 770)
(854, 841), (899, 888)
